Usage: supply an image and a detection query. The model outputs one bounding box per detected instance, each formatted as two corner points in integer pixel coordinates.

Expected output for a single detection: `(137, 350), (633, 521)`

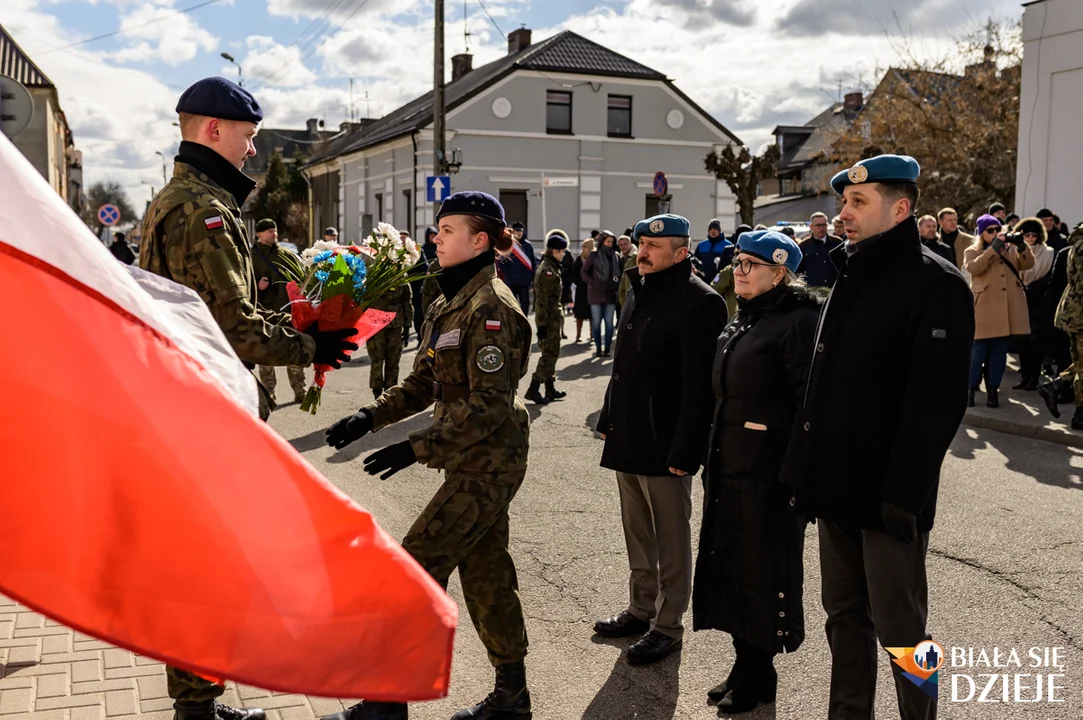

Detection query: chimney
(508, 27), (532, 55)
(451, 52), (473, 81)
(843, 91), (863, 110)
(306, 117), (319, 135)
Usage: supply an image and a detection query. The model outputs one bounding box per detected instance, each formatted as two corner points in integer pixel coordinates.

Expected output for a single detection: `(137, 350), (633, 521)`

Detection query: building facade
(305, 29), (740, 247)
(1, 24), (83, 213)
(1015, 0), (1083, 225)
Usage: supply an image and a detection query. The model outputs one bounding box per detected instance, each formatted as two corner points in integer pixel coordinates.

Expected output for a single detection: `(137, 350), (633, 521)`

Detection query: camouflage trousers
(403, 468), (529, 667)
(531, 328), (561, 383)
(367, 327), (404, 391)
(166, 666), (222, 703)
(257, 365), (307, 400)
(1068, 334), (1083, 406)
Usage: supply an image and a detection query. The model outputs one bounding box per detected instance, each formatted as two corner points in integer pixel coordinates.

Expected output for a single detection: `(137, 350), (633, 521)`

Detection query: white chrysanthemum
(404, 237), (421, 265)
(313, 239), (341, 252)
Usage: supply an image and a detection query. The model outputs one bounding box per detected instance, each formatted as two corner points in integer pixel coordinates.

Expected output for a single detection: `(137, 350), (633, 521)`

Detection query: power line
(37, 0), (226, 55)
(246, 0), (354, 86)
(475, 0), (506, 38)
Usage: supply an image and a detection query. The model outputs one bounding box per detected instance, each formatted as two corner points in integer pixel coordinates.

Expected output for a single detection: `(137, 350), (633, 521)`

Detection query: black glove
(881, 502), (918, 544)
(305, 322), (359, 368)
(363, 440), (417, 480)
(537, 325), (548, 341)
(325, 409), (373, 449)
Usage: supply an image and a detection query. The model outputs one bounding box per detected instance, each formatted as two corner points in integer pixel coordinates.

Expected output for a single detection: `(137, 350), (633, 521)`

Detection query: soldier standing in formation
(323, 191), (534, 720)
(250, 218), (308, 404)
(525, 230), (569, 404)
(365, 282), (413, 399)
(139, 77), (358, 720)
(1054, 225), (1083, 429)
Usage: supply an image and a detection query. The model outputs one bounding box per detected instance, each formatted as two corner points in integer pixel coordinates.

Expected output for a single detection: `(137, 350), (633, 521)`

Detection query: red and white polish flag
(0, 133), (456, 701)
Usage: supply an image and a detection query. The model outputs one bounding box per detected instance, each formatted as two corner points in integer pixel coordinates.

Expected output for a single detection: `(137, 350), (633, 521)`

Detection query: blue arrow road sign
(97, 203), (121, 226)
(426, 176), (450, 203)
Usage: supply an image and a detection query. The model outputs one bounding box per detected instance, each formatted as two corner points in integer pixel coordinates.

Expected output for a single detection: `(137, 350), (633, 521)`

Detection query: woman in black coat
(571, 238), (594, 342)
(692, 231), (818, 714)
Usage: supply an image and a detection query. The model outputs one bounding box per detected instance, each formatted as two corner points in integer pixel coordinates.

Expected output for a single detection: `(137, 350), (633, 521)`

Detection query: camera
(1005, 232), (1026, 250)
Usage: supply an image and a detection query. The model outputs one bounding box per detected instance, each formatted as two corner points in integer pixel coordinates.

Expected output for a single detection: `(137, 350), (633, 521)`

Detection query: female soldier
(323, 191), (533, 720)
(525, 230), (569, 404)
(692, 231), (818, 714)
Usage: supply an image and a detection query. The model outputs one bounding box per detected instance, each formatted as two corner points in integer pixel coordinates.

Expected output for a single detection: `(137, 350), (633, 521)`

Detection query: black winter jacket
(790, 217), (975, 533)
(597, 258), (727, 476)
(692, 284), (819, 654)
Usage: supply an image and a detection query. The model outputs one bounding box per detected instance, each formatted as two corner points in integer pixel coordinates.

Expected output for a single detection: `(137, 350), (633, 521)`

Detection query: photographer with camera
(964, 214), (1035, 408)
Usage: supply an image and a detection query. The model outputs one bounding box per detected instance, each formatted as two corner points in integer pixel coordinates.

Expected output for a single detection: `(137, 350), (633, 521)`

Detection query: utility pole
(433, 0), (446, 178)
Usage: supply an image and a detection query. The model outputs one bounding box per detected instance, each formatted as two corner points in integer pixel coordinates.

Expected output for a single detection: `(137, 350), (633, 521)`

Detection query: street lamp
(154, 151), (167, 185)
(221, 52), (242, 86)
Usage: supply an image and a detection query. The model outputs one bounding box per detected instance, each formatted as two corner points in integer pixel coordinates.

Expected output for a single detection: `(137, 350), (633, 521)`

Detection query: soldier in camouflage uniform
(422, 254), (442, 312)
(250, 218), (308, 403)
(365, 283), (412, 398)
(139, 77), (359, 720)
(1054, 224), (1083, 429)
(525, 231), (568, 404)
(323, 192), (533, 720)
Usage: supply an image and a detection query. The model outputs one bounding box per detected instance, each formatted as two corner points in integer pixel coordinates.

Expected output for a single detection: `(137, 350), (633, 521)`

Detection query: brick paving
(0, 596), (335, 720)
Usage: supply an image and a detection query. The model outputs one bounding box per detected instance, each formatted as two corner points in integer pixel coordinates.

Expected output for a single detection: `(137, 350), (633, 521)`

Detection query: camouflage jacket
(139, 161), (315, 368)
(251, 241), (305, 314)
(533, 253), (563, 328)
(1055, 226), (1083, 334)
(422, 256), (442, 313)
(368, 283), (412, 331)
(366, 265), (532, 472)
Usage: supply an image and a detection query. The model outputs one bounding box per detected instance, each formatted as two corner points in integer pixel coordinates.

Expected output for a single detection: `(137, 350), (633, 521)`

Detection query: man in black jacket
(593, 213), (727, 666)
(792, 155), (974, 720)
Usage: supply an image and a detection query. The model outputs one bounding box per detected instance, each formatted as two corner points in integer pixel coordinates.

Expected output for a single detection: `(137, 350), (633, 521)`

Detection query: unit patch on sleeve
(476, 345), (505, 373)
(485, 320), (501, 332)
(203, 215), (225, 231)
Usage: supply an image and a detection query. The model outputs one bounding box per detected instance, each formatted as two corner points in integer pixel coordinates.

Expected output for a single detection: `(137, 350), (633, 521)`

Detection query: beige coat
(964, 241), (1035, 340)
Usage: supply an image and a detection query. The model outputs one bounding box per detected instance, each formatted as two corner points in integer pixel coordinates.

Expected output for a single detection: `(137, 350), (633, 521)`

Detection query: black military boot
(1072, 407), (1083, 431)
(174, 700), (266, 720)
(320, 701), (407, 720)
(986, 387), (999, 408)
(716, 663), (778, 714)
(450, 661), (531, 719)
(544, 380), (566, 401)
(524, 379), (549, 404)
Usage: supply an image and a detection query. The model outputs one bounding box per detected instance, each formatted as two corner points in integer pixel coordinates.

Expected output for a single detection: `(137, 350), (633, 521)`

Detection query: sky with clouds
(5, 0), (1023, 208)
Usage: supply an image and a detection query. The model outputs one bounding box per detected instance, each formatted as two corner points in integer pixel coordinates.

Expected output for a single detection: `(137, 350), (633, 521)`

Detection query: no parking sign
(97, 204), (120, 226)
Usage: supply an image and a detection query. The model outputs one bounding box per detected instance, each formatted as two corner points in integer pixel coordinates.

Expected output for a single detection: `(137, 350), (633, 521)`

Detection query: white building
(1015, 0), (1083, 225)
(305, 29), (741, 246)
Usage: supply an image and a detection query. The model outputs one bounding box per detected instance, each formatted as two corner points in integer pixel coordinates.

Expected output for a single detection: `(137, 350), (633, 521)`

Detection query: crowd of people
(135, 75), (1083, 720)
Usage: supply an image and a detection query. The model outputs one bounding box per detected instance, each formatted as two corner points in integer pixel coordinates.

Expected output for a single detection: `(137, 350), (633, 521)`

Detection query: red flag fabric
(0, 134), (456, 701)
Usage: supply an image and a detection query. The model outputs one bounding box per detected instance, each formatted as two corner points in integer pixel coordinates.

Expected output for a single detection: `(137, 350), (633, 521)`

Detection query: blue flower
(315, 270), (330, 283)
(314, 250), (334, 263)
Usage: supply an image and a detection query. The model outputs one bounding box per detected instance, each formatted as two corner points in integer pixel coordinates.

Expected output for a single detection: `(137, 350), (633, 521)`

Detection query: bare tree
(828, 19), (1021, 223)
(705, 143), (782, 226)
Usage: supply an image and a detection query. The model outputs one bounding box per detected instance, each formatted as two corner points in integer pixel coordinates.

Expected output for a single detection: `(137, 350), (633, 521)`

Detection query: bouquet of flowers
(289, 223), (423, 413)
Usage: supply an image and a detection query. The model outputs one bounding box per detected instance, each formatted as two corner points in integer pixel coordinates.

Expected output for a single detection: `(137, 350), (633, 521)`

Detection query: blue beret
(735, 230), (802, 274)
(830, 154), (920, 195)
(176, 77), (262, 123)
(633, 213), (690, 241)
(436, 191), (506, 227)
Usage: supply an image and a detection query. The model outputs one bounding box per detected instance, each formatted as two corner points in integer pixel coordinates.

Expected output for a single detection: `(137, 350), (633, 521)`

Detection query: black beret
(176, 77), (262, 124)
(436, 191), (506, 226)
(255, 218), (276, 232)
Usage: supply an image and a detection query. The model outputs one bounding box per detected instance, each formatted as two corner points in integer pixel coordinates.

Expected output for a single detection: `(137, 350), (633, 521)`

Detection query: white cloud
(241, 36), (318, 87)
(108, 2), (219, 66)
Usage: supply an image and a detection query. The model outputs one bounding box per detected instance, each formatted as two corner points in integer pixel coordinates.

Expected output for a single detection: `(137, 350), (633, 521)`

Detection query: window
(375, 193), (383, 222)
(546, 90), (572, 134)
(607, 95), (632, 137)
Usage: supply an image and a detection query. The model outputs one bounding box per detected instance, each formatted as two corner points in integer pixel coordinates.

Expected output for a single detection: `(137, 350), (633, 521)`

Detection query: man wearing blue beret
(139, 78), (360, 720)
(593, 213), (728, 665)
(792, 155), (975, 720)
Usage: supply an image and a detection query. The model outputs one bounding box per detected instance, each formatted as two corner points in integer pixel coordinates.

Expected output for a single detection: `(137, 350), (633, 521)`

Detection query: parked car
(770, 221), (810, 239)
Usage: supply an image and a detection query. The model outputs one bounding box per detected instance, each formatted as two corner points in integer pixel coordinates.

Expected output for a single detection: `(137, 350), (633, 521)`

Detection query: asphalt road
(267, 326), (1083, 720)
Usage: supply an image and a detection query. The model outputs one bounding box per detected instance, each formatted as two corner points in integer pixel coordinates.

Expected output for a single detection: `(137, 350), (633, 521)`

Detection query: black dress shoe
(175, 702), (267, 720)
(593, 611), (650, 638)
(319, 702), (408, 720)
(1038, 381), (1062, 419)
(627, 630), (682, 666)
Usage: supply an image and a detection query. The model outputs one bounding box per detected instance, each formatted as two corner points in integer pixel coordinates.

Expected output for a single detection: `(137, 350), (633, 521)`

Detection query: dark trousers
(508, 284), (530, 314)
(818, 520), (935, 720)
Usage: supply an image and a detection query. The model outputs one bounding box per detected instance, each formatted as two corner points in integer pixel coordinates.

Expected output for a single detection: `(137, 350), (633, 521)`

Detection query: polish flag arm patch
(203, 216), (225, 231)
(485, 320), (501, 331)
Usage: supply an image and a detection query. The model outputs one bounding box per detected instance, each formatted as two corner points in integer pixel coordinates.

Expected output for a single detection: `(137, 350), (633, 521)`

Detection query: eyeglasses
(1023, 232), (1039, 238)
(983, 227), (1002, 235)
(733, 257), (774, 274)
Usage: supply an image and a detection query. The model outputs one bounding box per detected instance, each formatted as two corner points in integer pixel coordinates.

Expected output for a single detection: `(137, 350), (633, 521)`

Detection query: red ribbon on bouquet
(287, 281), (396, 412)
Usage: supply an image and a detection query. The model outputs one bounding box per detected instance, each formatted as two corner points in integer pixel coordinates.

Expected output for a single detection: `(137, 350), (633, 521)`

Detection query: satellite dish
(0, 75), (34, 139)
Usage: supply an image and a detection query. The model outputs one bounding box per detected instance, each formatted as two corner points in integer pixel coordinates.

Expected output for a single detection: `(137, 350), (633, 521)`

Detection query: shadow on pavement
(561, 355), (613, 382)
(950, 426), (1083, 491)
(581, 648), (681, 720)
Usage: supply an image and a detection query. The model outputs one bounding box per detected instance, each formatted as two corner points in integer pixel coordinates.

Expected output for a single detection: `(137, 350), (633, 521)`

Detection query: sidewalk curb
(963, 410), (1083, 450)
